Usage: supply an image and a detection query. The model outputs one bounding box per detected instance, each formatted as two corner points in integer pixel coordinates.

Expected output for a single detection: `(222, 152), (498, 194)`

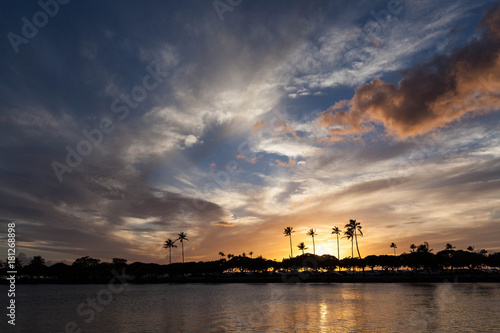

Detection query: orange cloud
(252, 120), (264, 131)
(209, 162), (216, 169)
(236, 154), (246, 159)
(371, 38), (382, 47)
(273, 119), (300, 139)
(290, 198), (310, 206)
(249, 155), (263, 164)
(318, 4), (500, 142)
(226, 164), (238, 172)
(275, 159), (297, 168)
(253, 117), (300, 139)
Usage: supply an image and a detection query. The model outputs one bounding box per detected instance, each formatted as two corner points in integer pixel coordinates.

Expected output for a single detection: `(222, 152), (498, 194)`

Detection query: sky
(1, 0), (499, 265)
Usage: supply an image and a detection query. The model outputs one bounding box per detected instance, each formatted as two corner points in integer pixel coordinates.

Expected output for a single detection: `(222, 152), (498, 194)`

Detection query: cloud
(249, 155), (263, 164)
(212, 220), (236, 227)
(1, 1), (499, 263)
(253, 120), (264, 131)
(317, 5), (500, 141)
(290, 198), (310, 206)
(277, 0), (480, 95)
(184, 134), (198, 147)
(271, 119), (300, 139)
(275, 159), (297, 168)
(255, 136), (318, 158)
(0, 102), (229, 261)
(235, 154), (263, 164)
(254, 117), (300, 140)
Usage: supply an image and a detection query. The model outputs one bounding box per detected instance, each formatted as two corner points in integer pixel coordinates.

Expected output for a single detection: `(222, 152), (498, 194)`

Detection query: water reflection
(319, 300), (327, 332)
(2, 283), (500, 332)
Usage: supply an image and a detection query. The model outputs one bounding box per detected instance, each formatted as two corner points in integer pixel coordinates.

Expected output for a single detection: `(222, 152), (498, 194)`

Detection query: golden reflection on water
(12, 283), (500, 332)
(271, 284), (374, 332)
(319, 300), (327, 333)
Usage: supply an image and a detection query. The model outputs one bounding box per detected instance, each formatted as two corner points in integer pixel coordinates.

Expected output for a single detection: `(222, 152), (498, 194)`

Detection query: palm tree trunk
(351, 239), (353, 258)
(355, 238), (361, 258)
(289, 235), (293, 257)
(169, 248), (172, 265)
(182, 242), (184, 263)
(312, 236), (315, 255)
(354, 229), (361, 259)
(337, 235), (340, 271)
(351, 239), (354, 273)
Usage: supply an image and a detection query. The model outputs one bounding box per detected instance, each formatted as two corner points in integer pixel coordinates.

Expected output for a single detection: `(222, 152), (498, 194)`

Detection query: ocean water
(1, 282), (500, 332)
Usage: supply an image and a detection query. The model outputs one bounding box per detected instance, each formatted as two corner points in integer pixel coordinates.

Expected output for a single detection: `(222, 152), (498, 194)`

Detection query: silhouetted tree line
(0, 254), (279, 282)
(344, 245), (500, 272)
(1, 245), (500, 283)
(0, 256), (131, 282)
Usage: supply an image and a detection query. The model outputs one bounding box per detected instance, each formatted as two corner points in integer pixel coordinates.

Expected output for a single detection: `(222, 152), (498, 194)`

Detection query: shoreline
(2, 273), (499, 284)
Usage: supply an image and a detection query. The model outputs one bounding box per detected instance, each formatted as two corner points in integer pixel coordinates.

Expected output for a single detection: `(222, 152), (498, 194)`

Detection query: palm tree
(345, 219), (363, 259)
(283, 227), (295, 257)
(417, 241), (432, 253)
(219, 251), (225, 260)
(410, 244), (417, 252)
(249, 251), (253, 258)
(227, 253), (234, 259)
(297, 242), (308, 255)
(27, 256), (47, 278)
(30, 256), (46, 266)
(390, 242), (397, 256)
(177, 232), (189, 263)
(445, 243), (455, 251)
(307, 228), (317, 255)
(467, 246), (475, 252)
(343, 228), (354, 259)
(163, 238), (177, 264)
(332, 226), (341, 261)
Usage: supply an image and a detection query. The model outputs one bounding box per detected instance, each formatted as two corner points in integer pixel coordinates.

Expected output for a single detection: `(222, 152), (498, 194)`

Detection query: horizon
(1, 1), (500, 265)
(6, 227), (499, 267)
(10, 238), (495, 267)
